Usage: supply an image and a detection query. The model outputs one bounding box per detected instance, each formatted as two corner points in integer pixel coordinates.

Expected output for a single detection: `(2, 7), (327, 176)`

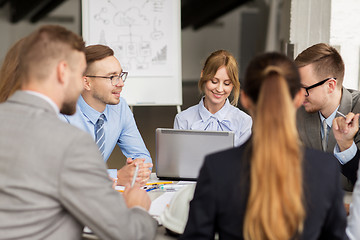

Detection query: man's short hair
(18, 25), (85, 84)
(294, 43), (345, 87)
(84, 45), (114, 74)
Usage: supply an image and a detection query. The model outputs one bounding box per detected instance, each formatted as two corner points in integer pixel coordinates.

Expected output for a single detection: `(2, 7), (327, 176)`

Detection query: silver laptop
(155, 128), (235, 180)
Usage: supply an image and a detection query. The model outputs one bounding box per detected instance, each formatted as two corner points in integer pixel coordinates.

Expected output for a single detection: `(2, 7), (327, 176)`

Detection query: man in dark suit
(295, 43), (360, 190)
(0, 25), (156, 239)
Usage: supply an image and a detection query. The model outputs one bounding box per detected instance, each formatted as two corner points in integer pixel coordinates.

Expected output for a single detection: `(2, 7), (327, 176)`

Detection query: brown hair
(294, 43), (344, 87)
(243, 52), (305, 240)
(84, 44), (114, 74)
(18, 25), (85, 85)
(0, 38), (25, 102)
(198, 50), (240, 106)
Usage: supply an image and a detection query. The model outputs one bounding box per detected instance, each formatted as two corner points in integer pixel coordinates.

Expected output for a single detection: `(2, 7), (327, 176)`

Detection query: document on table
(149, 192), (176, 224)
(177, 181), (196, 185)
(115, 186), (125, 192)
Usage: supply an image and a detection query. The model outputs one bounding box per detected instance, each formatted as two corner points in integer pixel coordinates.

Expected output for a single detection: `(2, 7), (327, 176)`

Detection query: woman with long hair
(0, 38), (24, 103)
(174, 50), (252, 147)
(181, 52), (347, 240)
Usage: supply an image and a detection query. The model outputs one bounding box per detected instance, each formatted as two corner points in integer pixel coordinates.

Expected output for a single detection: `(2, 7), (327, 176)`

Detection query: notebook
(155, 128), (235, 180)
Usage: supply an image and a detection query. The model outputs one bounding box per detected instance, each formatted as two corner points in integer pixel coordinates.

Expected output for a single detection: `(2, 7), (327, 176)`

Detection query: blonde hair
(198, 50), (240, 106)
(243, 53), (305, 240)
(0, 38), (25, 102)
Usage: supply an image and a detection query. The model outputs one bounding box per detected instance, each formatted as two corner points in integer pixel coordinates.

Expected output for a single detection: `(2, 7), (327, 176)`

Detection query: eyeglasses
(86, 71), (128, 86)
(302, 77), (336, 97)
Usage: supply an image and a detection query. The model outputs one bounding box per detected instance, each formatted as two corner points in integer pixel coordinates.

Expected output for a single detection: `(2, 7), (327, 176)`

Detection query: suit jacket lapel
(327, 126), (336, 153)
(305, 112), (322, 150)
(327, 88), (352, 152)
(338, 88), (352, 116)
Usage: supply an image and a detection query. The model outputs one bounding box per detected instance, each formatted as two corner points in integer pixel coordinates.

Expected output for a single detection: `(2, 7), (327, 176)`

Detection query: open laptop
(155, 128), (235, 180)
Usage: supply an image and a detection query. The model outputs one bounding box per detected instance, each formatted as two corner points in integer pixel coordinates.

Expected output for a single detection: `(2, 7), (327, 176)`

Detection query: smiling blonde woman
(173, 50), (252, 147)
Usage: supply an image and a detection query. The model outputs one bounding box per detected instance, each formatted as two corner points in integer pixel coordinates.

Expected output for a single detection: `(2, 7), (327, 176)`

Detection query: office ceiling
(1, 0), (251, 29)
(0, 0), (66, 23)
(181, 0), (252, 29)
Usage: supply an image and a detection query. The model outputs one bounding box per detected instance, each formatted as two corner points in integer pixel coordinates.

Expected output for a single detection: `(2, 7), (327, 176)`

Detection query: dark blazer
(181, 140), (347, 240)
(297, 87), (360, 188)
(343, 149), (360, 185)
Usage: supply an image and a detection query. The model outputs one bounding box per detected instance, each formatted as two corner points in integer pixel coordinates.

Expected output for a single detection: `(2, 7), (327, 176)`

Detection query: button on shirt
(174, 98), (252, 147)
(60, 96), (152, 164)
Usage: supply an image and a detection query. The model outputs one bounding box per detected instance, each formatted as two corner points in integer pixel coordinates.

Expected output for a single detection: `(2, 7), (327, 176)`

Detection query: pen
(337, 111), (360, 127)
(145, 187), (157, 192)
(336, 111), (347, 118)
(159, 185), (184, 191)
(131, 164), (139, 188)
(146, 181), (173, 185)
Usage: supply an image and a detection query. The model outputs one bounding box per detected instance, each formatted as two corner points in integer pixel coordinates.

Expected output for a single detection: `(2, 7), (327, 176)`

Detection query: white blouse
(174, 98), (252, 147)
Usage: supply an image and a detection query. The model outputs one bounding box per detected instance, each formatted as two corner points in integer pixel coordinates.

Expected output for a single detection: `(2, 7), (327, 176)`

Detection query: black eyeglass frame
(86, 71), (128, 86)
(302, 77), (337, 97)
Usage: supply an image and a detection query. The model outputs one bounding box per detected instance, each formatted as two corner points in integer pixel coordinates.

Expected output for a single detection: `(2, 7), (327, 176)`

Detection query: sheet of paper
(115, 186), (125, 192)
(149, 192), (176, 217)
(177, 181), (196, 185)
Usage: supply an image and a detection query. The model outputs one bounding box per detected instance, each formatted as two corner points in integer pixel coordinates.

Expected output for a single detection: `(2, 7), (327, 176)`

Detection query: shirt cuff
(334, 141), (357, 165)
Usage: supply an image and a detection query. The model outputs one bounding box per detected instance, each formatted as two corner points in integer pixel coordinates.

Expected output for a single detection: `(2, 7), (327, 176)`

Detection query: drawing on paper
(88, 0), (173, 76)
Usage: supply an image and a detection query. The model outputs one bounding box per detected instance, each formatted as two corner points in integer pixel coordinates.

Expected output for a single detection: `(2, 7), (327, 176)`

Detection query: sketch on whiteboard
(94, 8), (110, 25)
(87, 0), (173, 76)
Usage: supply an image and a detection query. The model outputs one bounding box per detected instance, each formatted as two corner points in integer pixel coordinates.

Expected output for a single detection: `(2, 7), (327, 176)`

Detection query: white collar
(199, 97), (231, 122)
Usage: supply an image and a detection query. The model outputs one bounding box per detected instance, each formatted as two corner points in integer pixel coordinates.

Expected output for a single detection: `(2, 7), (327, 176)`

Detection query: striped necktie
(95, 114), (105, 157)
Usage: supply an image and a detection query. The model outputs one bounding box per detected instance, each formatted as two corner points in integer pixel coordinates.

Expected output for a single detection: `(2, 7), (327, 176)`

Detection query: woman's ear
(294, 88), (305, 109)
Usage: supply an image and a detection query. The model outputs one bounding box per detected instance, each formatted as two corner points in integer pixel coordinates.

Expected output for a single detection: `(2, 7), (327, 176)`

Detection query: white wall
(0, 0), (80, 63)
(330, 0), (360, 90)
(181, 7), (243, 81)
(289, 0), (360, 90)
(290, 0), (331, 56)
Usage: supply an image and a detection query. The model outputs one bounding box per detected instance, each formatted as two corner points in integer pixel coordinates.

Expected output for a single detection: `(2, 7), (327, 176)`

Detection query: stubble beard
(93, 90), (120, 106)
(304, 102), (321, 114)
(60, 99), (77, 115)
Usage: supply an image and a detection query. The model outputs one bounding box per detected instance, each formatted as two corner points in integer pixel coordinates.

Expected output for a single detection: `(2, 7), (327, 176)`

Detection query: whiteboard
(81, 0), (182, 106)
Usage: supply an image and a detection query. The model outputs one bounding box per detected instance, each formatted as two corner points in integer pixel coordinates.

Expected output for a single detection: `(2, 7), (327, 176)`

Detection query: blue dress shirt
(174, 98), (252, 147)
(60, 96), (152, 164)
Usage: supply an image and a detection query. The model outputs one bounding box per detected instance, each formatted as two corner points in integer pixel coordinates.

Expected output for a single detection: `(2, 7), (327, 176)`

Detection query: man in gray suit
(295, 43), (360, 190)
(0, 25), (156, 239)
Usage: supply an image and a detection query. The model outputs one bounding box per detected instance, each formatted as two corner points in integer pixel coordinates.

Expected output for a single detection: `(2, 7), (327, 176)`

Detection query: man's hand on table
(117, 158), (152, 186)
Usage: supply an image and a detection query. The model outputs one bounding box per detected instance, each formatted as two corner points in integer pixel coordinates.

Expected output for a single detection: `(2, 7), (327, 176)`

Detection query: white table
(83, 173), (182, 240)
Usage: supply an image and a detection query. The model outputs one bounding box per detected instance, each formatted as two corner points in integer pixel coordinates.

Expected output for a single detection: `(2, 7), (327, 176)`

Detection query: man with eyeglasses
(295, 43), (360, 191)
(61, 44), (152, 186)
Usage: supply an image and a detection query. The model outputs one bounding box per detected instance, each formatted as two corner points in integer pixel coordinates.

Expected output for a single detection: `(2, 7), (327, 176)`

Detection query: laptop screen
(155, 128), (235, 180)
